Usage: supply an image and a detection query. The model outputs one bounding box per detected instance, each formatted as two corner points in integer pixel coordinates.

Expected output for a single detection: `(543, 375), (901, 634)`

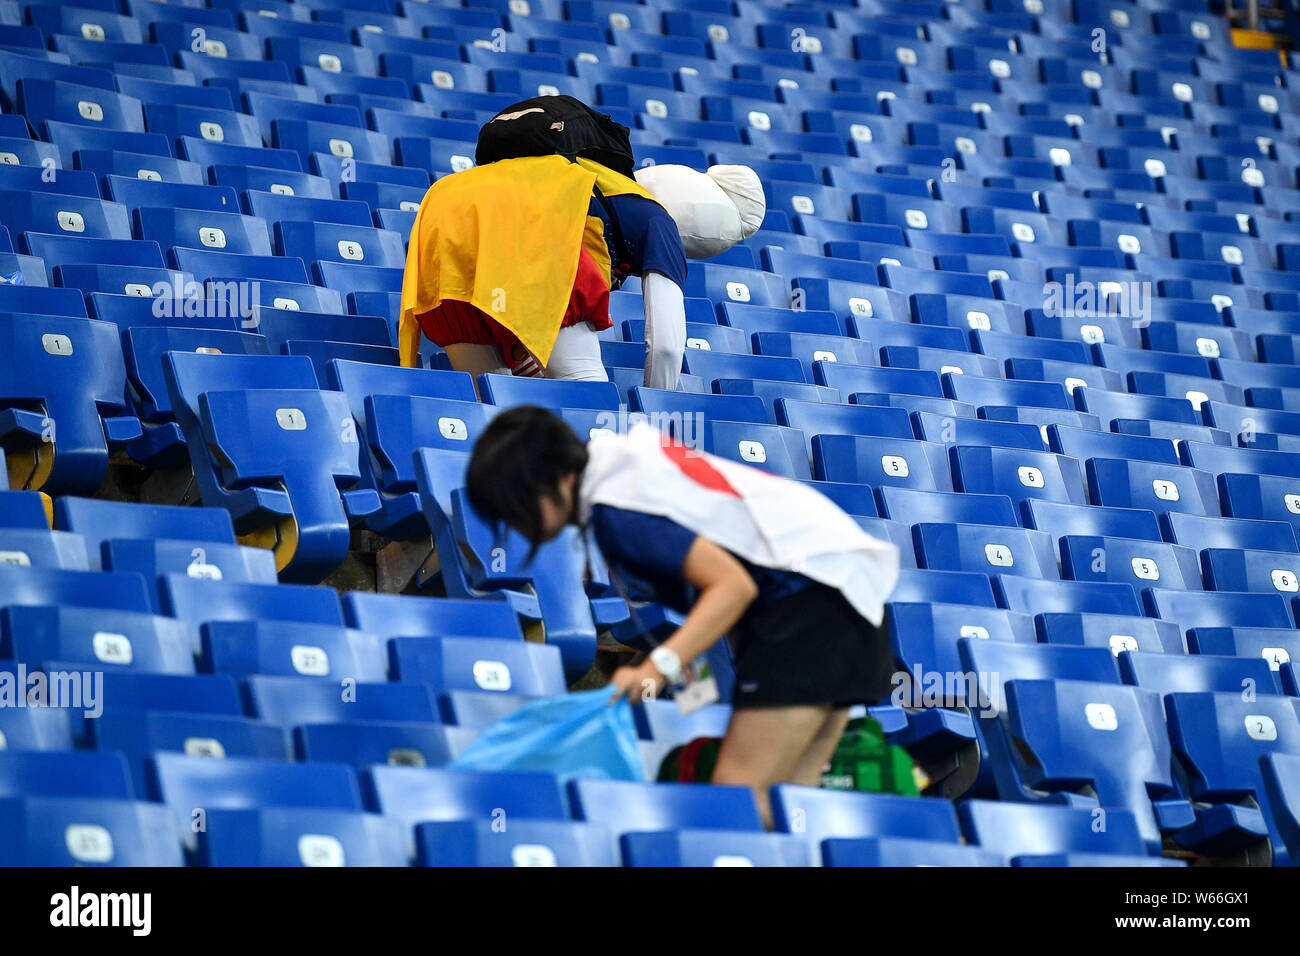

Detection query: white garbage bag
(633, 163), (766, 259)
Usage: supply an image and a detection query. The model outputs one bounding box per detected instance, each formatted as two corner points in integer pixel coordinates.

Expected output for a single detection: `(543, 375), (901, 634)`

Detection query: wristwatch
(649, 646), (685, 686)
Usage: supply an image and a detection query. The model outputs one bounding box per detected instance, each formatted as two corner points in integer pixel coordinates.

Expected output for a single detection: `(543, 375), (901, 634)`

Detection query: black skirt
(727, 582), (895, 710)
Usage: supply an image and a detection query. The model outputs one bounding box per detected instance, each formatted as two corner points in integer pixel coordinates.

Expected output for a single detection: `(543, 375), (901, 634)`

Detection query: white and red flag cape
(578, 422), (901, 625)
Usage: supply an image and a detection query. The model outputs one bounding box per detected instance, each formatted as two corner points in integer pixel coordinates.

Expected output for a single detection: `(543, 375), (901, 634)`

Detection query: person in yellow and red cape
(399, 97), (765, 389)
(398, 126), (687, 385)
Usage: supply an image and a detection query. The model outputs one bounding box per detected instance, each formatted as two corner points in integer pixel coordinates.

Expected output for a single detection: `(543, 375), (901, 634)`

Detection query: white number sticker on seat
(1017, 465), (1044, 487)
(707, 24), (729, 42)
(77, 100), (103, 122)
(290, 645), (330, 676)
(1152, 479), (1180, 501)
(387, 748), (426, 767)
(299, 834), (345, 867)
(438, 417), (467, 440)
(338, 240), (364, 261)
(791, 195), (815, 214)
(1286, 493), (1300, 515)
(738, 440), (766, 463)
(1117, 234), (1141, 254)
(1080, 325), (1104, 344)
(58, 211), (85, 233)
(1085, 702), (1118, 730)
(747, 111), (771, 131)
(1271, 569), (1298, 593)
(473, 660), (512, 691)
(685, 337), (710, 350)
(1109, 634), (1138, 655)
(983, 544), (1014, 567)
(1012, 222), (1036, 242)
(1263, 647), (1290, 671)
(271, 297), (299, 311)
(431, 70), (455, 89)
(1245, 715), (1277, 741)
(1195, 337), (1220, 357)
(904, 208), (928, 229)
(1219, 245), (1244, 266)
(725, 281), (750, 302)
(0, 551), (29, 566)
(276, 408), (306, 430)
(92, 632), (133, 665)
(125, 282), (151, 297)
(1130, 557), (1160, 581)
(848, 297), (872, 317)
(318, 53), (342, 72)
(966, 310), (990, 330)
(42, 333), (73, 356)
(881, 455), (909, 477)
(960, 625), (990, 640)
(1081, 69), (1102, 89)
(450, 154), (473, 172)
(511, 844), (558, 866)
(644, 99), (667, 118)
(184, 736), (226, 758)
(850, 124), (873, 142)
(65, 825), (113, 864)
(199, 121), (225, 142)
(137, 168), (160, 181)
(199, 226), (226, 248)
(204, 39), (228, 57)
(713, 855), (755, 866)
(81, 23), (105, 40)
(329, 138), (354, 158)
(812, 349), (837, 363)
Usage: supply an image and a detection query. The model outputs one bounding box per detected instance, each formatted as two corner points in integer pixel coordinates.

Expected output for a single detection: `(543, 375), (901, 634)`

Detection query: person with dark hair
(466, 406), (901, 828)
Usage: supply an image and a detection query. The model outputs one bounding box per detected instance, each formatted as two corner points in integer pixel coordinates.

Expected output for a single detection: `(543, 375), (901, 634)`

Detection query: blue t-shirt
(588, 193), (688, 289)
(589, 503), (810, 616)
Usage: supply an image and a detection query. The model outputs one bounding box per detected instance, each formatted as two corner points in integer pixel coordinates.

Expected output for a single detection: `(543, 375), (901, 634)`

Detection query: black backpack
(475, 95), (636, 179)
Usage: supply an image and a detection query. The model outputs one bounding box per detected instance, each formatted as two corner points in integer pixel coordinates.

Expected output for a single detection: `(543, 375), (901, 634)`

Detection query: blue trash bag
(449, 688), (644, 782)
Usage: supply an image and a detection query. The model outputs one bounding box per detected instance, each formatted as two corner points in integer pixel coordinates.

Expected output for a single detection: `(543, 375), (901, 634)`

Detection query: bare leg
(443, 343), (509, 398)
(710, 705), (832, 829)
(790, 707), (852, 786)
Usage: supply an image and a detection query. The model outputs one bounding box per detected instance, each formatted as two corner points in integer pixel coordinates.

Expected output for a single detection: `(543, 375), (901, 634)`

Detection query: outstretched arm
(641, 270), (686, 391)
(609, 535), (758, 702)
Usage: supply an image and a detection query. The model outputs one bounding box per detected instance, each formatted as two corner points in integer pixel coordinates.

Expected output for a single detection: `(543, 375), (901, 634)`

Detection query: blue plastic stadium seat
(959, 801), (1176, 866)
(365, 766), (566, 824)
(416, 819), (616, 867)
(771, 785), (963, 848)
(200, 620), (385, 681)
(244, 674), (438, 728)
(389, 636), (565, 698)
(197, 807), (408, 867)
(161, 575), (344, 627)
(569, 778), (763, 834)
(1165, 692), (1300, 864)
(0, 796), (183, 866)
(622, 828), (810, 866)
(150, 752), (362, 827)
(1, 605), (193, 673)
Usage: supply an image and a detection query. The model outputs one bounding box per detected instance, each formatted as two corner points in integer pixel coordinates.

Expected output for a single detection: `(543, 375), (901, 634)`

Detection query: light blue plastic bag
(449, 688), (644, 782)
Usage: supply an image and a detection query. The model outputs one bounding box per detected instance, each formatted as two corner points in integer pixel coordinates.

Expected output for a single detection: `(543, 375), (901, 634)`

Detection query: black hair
(466, 405), (589, 559)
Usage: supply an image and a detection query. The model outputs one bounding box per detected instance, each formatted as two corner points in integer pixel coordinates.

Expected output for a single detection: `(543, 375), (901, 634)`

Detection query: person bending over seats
(398, 96), (763, 389)
(466, 406), (901, 828)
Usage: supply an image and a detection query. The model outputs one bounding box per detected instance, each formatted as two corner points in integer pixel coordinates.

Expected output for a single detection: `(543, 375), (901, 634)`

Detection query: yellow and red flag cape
(398, 154), (659, 368)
